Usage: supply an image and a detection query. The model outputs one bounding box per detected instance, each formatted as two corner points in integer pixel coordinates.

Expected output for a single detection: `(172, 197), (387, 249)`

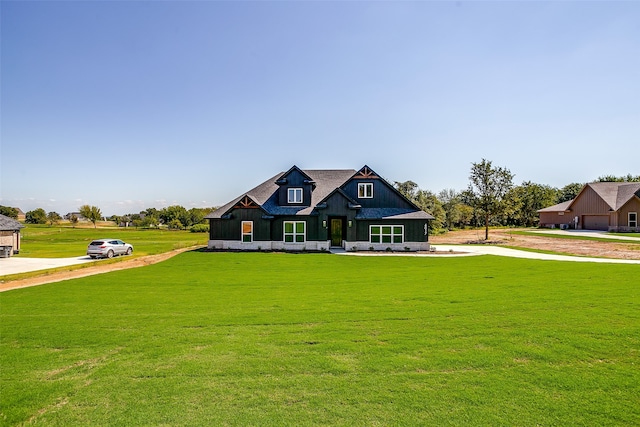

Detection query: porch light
(322, 220), (327, 228)
(348, 221), (353, 228)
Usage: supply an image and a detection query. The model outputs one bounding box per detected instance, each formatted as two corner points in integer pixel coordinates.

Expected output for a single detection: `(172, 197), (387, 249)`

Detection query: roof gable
(207, 166), (432, 219)
(0, 214), (23, 231)
(569, 182), (640, 212)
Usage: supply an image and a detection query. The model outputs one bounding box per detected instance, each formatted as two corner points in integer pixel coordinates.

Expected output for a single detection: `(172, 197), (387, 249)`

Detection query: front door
(330, 218), (343, 247)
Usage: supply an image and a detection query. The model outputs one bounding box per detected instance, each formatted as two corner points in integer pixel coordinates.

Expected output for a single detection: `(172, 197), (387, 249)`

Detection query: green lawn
(1, 253), (638, 426)
(16, 224), (206, 258)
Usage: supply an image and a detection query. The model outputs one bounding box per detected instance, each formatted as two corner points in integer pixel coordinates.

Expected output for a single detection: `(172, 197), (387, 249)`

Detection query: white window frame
(358, 183), (374, 199)
(288, 188), (303, 204)
(284, 221), (305, 243)
(629, 212), (638, 228)
(369, 225), (404, 244)
(241, 221), (253, 243)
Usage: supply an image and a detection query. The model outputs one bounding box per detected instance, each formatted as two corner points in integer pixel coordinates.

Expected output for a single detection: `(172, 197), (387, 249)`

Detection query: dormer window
(288, 188), (303, 204)
(358, 183), (373, 199)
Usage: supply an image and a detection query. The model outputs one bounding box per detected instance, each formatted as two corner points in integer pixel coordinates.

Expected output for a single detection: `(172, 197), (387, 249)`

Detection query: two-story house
(206, 165), (434, 251)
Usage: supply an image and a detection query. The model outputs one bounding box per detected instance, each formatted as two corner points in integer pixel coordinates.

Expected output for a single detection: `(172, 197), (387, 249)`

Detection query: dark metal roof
(355, 208), (435, 220)
(206, 167), (434, 220)
(0, 214), (24, 231)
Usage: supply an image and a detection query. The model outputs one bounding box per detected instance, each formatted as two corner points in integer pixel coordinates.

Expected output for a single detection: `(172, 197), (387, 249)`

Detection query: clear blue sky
(2, 1), (638, 216)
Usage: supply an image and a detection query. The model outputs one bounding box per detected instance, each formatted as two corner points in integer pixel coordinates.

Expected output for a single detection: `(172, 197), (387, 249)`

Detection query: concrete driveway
(0, 256), (99, 276)
(530, 229), (640, 241)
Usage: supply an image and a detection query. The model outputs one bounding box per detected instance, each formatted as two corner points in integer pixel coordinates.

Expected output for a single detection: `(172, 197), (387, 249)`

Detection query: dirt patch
(431, 229), (640, 260)
(0, 246), (203, 292)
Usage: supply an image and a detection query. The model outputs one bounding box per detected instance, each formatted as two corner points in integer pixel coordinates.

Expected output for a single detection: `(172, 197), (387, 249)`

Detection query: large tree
(558, 182), (583, 203)
(597, 174), (640, 182)
(394, 181), (445, 231)
(25, 208), (47, 224)
(0, 206), (19, 219)
(79, 205), (102, 228)
(506, 182), (559, 227)
(468, 159), (514, 240)
(47, 211), (62, 226)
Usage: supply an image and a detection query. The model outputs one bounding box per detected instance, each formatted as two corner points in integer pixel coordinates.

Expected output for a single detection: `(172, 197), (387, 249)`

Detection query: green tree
(597, 174), (640, 182)
(160, 205), (190, 227)
(25, 208), (47, 224)
(507, 182), (559, 227)
(394, 181), (419, 201)
(438, 189), (466, 230)
(394, 181), (445, 231)
(47, 211), (62, 226)
(79, 205), (102, 228)
(558, 182), (583, 203)
(414, 190), (445, 231)
(69, 214), (79, 228)
(0, 206), (19, 219)
(468, 159), (514, 240)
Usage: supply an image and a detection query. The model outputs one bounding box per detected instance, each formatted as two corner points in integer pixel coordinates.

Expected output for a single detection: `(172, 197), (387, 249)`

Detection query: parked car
(87, 239), (133, 259)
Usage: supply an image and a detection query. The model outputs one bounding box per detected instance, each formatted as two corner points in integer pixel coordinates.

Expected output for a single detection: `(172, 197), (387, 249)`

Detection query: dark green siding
(356, 219), (428, 243)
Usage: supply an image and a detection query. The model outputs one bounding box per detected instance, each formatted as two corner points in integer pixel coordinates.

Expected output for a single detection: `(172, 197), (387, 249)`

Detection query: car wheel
(126, 247), (132, 256)
(106, 250), (114, 259)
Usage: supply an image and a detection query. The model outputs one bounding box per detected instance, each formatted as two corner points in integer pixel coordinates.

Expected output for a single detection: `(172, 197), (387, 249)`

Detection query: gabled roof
(537, 200), (572, 213)
(206, 166), (434, 220)
(207, 169), (356, 219)
(537, 182), (640, 213)
(356, 208), (434, 220)
(0, 214), (24, 231)
(574, 182), (640, 211)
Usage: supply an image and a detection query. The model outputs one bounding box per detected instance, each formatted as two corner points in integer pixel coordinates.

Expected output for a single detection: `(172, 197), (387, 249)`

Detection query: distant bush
(167, 219), (184, 230)
(190, 223), (209, 233)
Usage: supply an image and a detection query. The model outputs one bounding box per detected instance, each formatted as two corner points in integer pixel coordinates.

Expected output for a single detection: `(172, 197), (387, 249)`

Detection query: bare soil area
(431, 229), (640, 260)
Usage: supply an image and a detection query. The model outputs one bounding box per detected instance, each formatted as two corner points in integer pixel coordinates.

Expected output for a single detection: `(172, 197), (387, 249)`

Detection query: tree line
(0, 204), (215, 232)
(2, 161), (637, 239)
(394, 159), (639, 239)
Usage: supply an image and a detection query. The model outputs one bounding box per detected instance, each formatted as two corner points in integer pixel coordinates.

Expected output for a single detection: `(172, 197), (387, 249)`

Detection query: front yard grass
(16, 224), (206, 258)
(1, 252), (638, 426)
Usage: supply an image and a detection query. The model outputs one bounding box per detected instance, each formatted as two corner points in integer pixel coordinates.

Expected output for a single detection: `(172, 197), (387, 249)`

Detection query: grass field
(16, 224), (206, 258)
(1, 252), (638, 426)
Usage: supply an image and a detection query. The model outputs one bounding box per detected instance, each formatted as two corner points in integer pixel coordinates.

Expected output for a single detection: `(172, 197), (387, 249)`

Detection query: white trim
(629, 212), (638, 228)
(288, 188), (303, 204)
(241, 221), (253, 243)
(284, 221), (306, 243)
(369, 225), (404, 244)
(358, 183), (373, 199)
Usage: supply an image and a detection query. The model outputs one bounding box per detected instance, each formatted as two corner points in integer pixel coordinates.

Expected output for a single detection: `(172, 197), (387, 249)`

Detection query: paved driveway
(530, 229), (640, 241)
(0, 256), (98, 276)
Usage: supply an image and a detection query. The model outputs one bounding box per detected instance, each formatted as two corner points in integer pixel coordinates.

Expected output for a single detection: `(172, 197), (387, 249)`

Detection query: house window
(630, 212), (638, 228)
(358, 183), (373, 198)
(370, 225), (404, 244)
(284, 221), (305, 243)
(241, 221), (253, 242)
(288, 188), (303, 204)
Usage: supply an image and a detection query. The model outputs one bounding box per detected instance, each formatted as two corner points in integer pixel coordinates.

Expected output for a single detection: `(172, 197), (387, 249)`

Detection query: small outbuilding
(538, 182), (640, 231)
(0, 214), (24, 256)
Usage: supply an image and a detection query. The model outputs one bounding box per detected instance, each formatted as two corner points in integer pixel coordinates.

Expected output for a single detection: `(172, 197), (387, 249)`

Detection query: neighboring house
(538, 182), (640, 231)
(14, 208), (26, 222)
(0, 213), (24, 255)
(64, 212), (86, 221)
(206, 165), (434, 251)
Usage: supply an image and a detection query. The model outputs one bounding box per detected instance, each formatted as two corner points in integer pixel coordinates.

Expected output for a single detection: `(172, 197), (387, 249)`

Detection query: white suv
(87, 239), (133, 259)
